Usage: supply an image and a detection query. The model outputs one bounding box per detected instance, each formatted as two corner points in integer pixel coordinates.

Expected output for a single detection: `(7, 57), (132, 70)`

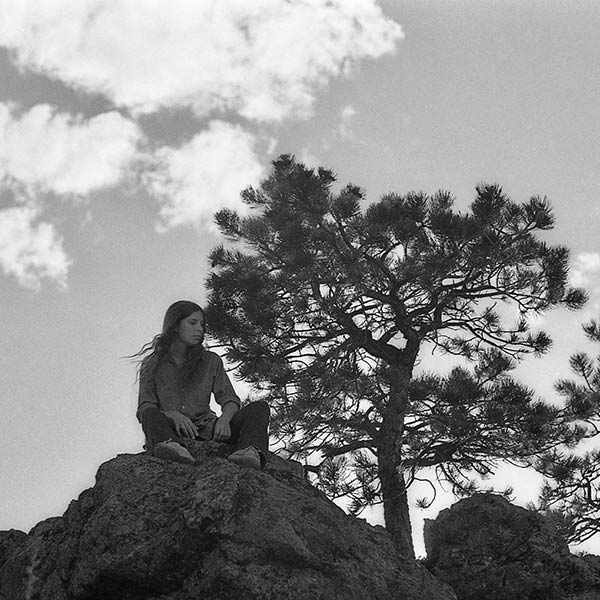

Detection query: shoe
(153, 441), (195, 465)
(228, 446), (261, 470)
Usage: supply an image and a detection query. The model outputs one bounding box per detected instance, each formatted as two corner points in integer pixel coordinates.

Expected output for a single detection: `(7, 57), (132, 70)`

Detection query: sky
(1, 0), (600, 558)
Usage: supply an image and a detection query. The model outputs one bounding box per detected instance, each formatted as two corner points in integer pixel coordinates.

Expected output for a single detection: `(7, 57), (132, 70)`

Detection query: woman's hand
(212, 417), (231, 442)
(164, 411), (199, 438)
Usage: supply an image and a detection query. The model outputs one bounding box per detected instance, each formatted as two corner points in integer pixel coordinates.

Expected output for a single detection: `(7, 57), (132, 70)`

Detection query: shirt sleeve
(212, 355), (241, 410)
(136, 363), (160, 421)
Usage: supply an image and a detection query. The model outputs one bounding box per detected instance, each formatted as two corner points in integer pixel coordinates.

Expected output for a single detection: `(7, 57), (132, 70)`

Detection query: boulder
(423, 492), (600, 600)
(0, 530), (27, 570)
(0, 442), (455, 600)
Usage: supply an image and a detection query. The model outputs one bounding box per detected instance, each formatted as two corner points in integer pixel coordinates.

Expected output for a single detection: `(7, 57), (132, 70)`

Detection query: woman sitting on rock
(133, 300), (269, 470)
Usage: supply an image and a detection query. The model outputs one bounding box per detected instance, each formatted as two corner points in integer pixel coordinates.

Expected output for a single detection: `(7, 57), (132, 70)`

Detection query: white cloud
(338, 104), (357, 138)
(299, 148), (321, 169)
(0, 2), (404, 288)
(525, 310), (546, 329)
(0, 204), (71, 290)
(570, 252), (600, 287)
(146, 120), (264, 230)
(0, 103), (142, 195)
(0, 1), (403, 122)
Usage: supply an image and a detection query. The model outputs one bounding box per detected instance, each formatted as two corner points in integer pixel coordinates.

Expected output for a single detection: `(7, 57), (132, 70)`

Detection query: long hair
(130, 300), (205, 386)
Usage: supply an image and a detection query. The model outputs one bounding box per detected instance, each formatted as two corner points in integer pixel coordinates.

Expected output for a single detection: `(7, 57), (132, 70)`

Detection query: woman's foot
(228, 446), (261, 470)
(153, 441), (195, 464)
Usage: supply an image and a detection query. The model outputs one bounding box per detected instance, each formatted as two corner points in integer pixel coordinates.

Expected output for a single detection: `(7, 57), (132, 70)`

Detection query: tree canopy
(537, 319), (600, 544)
(205, 155), (586, 556)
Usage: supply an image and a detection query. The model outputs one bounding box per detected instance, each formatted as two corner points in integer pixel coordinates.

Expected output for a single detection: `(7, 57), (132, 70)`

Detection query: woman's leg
(140, 406), (180, 450)
(140, 407), (195, 464)
(228, 400), (270, 460)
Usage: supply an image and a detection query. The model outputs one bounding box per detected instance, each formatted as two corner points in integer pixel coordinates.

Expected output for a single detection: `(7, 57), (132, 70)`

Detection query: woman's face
(176, 310), (205, 347)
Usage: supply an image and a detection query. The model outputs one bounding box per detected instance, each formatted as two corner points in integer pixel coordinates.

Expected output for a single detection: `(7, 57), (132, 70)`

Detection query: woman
(134, 300), (269, 469)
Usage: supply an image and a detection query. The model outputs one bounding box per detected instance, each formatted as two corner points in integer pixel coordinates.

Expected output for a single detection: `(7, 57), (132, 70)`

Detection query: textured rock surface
(0, 442), (455, 600)
(424, 493), (600, 600)
(0, 530), (27, 567)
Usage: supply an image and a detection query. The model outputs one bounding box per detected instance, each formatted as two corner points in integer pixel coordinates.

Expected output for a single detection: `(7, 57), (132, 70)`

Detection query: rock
(0, 442), (455, 600)
(0, 530), (27, 569)
(423, 492), (600, 600)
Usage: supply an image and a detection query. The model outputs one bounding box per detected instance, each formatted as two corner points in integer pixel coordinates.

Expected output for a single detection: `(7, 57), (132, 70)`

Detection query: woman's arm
(163, 410), (199, 438)
(213, 401), (238, 441)
(136, 365), (160, 421)
(212, 356), (241, 441)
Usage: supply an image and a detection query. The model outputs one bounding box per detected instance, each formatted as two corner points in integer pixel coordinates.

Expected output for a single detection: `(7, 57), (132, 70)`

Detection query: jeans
(140, 401), (270, 460)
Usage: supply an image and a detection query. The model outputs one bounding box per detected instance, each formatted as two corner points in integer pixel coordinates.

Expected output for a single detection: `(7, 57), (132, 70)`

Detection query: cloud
(0, 204), (71, 289)
(146, 120), (264, 230)
(0, 2), (404, 288)
(570, 252), (600, 288)
(525, 310), (545, 329)
(338, 105), (357, 138)
(299, 148), (321, 169)
(0, 103), (142, 195)
(0, 1), (403, 121)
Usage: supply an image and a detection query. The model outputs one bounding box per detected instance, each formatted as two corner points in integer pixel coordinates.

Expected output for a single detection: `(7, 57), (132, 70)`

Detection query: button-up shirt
(136, 350), (241, 428)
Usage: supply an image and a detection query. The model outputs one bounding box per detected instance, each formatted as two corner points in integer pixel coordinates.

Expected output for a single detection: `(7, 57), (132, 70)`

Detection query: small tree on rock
(205, 155), (586, 556)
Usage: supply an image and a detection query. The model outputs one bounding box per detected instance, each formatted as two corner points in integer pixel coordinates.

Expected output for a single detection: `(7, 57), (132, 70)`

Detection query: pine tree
(205, 155), (586, 556)
(537, 319), (600, 544)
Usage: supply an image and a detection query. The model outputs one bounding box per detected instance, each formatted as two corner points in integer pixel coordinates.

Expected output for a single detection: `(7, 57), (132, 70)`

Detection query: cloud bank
(0, 1), (403, 288)
(0, 103), (141, 288)
(0, 1), (403, 121)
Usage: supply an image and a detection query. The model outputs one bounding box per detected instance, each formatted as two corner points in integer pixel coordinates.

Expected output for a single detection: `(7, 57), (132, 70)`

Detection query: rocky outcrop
(423, 493), (600, 600)
(0, 442), (455, 600)
(0, 530), (27, 574)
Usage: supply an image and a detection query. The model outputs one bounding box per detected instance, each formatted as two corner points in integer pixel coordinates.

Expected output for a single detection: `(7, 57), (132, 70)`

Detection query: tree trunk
(377, 363), (414, 558)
